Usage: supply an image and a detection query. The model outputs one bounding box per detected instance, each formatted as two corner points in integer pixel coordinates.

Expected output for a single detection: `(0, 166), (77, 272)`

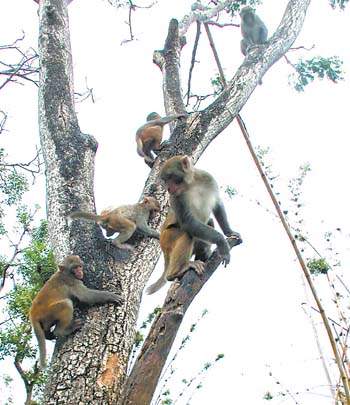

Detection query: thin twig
(206, 20), (239, 28)
(186, 21), (201, 106)
(204, 23), (227, 87)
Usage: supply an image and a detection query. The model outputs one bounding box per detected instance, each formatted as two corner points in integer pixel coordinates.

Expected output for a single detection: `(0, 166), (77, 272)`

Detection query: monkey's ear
(58, 265), (65, 272)
(143, 197), (150, 203)
(181, 155), (193, 172)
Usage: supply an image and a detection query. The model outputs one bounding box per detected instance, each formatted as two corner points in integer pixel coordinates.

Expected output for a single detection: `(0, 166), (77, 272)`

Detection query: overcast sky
(1, 0), (350, 404)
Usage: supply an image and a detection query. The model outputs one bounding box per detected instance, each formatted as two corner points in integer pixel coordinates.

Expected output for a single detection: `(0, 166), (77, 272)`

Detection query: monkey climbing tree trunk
(39, 0), (162, 403)
(38, 0), (312, 403)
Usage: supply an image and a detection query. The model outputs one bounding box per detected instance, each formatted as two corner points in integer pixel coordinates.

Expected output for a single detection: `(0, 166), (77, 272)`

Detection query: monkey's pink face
(165, 179), (186, 196)
(73, 266), (84, 280)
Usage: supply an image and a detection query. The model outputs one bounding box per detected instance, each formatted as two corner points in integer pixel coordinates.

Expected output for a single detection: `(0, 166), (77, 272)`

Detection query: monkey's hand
(227, 231), (243, 246)
(109, 292), (124, 306)
(218, 239), (231, 267)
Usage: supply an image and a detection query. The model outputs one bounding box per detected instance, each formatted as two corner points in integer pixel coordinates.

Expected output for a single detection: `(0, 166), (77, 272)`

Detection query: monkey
(69, 197), (160, 250)
(240, 6), (268, 57)
(146, 155), (242, 294)
(29, 255), (123, 368)
(136, 112), (186, 166)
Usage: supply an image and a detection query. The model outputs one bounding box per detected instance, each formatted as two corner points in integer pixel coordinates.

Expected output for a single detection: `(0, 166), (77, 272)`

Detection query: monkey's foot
(188, 260), (205, 275)
(112, 241), (135, 250)
(168, 260), (205, 282)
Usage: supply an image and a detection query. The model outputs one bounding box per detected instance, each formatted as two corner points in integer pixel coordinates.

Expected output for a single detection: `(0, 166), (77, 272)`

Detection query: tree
(2, 0), (349, 403)
(36, 0), (316, 403)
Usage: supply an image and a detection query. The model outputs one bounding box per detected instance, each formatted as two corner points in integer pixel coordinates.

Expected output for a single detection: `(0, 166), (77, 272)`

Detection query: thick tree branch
(153, 19), (187, 117)
(122, 238), (241, 405)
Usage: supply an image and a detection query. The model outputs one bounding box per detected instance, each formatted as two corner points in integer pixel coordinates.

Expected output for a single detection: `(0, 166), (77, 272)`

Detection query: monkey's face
(59, 255), (84, 279)
(240, 6), (253, 17)
(161, 155), (194, 196)
(144, 197), (160, 211)
(240, 7), (255, 23)
(161, 173), (186, 196)
(71, 264), (84, 280)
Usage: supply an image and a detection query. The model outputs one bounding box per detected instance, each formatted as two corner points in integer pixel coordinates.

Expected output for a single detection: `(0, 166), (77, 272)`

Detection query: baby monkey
(147, 155), (242, 294)
(29, 255), (123, 368)
(69, 197), (160, 250)
(240, 6), (268, 56)
(136, 112), (186, 166)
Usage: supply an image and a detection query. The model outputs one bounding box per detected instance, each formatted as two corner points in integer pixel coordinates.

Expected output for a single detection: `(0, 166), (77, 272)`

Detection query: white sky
(1, 0), (350, 404)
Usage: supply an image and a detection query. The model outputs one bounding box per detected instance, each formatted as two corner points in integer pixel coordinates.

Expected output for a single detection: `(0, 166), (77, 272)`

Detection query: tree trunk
(38, 0), (311, 403)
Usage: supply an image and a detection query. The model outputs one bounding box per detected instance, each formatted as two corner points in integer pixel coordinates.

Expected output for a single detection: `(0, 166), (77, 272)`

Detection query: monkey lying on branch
(69, 197), (160, 250)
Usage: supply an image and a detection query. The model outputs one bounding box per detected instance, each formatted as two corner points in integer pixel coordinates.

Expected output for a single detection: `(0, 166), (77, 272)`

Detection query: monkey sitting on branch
(29, 255), (123, 369)
(136, 112), (186, 166)
(146, 155), (242, 294)
(69, 197), (160, 250)
(240, 6), (268, 56)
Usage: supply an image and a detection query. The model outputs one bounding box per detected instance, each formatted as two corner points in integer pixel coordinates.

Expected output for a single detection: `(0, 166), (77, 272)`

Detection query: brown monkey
(146, 156), (242, 294)
(136, 112), (186, 165)
(29, 255), (123, 368)
(69, 197), (160, 250)
(240, 6), (268, 56)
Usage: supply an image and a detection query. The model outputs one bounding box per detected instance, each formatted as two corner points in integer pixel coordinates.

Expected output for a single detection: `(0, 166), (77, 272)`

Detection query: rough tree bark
(38, 0), (311, 403)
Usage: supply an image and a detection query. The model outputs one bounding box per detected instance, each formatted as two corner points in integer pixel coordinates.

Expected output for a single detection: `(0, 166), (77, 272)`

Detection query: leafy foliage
(0, 220), (55, 401)
(223, 0), (262, 16)
(289, 56), (344, 92)
(307, 258), (330, 275)
(263, 391), (273, 400)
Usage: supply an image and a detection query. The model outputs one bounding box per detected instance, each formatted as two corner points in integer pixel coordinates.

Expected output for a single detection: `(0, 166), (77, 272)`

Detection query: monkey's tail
(31, 319), (47, 369)
(136, 137), (145, 158)
(69, 211), (101, 223)
(146, 274), (167, 295)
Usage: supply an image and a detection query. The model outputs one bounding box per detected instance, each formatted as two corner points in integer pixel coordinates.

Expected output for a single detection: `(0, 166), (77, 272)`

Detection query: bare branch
(1, 148), (43, 184)
(0, 206), (39, 292)
(0, 39), (39, 91)
(0, 111), (8, 134)
(179, 0), (232, 37)
(206, 20), (239, 28)
(186, 21), (201, 106)
(119, 0), (158, 44)
(0, 229), (26, 292)
(74, 77), (95, 103)
(289, 44), (315, 51)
